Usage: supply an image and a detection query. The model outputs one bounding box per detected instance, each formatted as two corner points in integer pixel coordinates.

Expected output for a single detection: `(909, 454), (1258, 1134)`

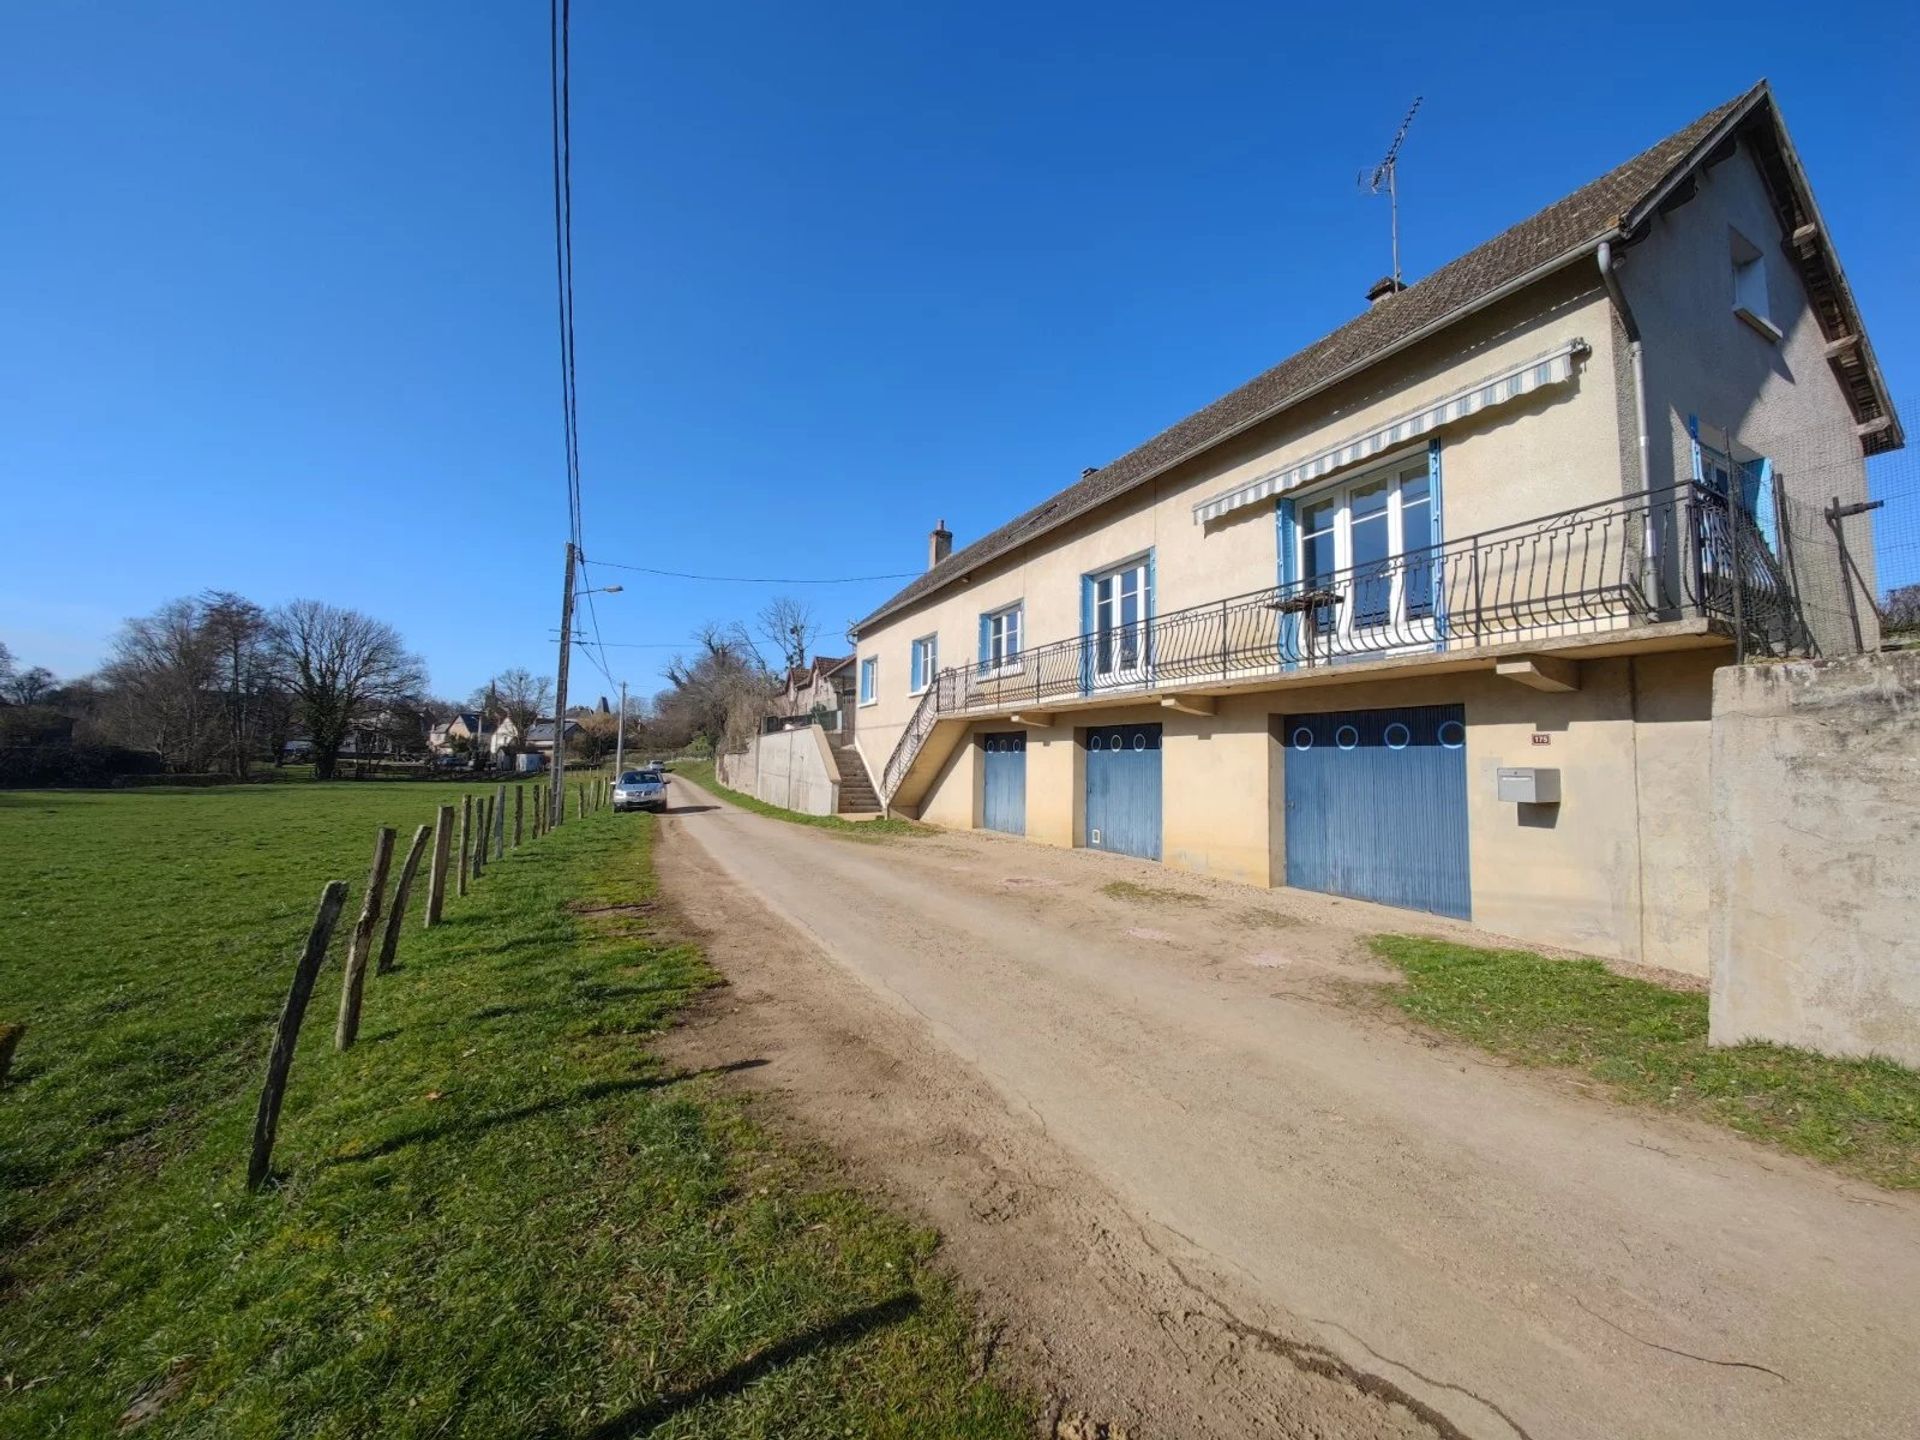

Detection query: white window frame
(909, 634), (938, 695)
(984, 603), (1023, 676)
(1089, 554), (1151, 687)
(1730, 228), (1780, 342)
(858, 656), (878, 706)
(1293, 450), (1436, 656)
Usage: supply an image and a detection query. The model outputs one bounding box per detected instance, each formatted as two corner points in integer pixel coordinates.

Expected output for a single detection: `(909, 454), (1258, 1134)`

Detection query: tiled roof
(857, 87), (1763, 632)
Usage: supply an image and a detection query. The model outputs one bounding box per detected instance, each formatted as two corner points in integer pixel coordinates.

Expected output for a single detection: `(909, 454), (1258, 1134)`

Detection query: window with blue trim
(909, 635), (938, 694)
(980, 603), (1022, 672)
(858, 656), (878, 705)
(1288, 453), (1436, 641)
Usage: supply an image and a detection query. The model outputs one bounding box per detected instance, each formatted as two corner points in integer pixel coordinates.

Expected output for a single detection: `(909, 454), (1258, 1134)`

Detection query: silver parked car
(612, 768), (669, 813)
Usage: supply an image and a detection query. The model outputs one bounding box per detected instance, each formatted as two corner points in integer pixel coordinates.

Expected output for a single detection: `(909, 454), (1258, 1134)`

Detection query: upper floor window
(1089, 556), (1151, 684)
(980, 604), (1022, 673)
(1730, 228), (1779, 341)
(909, 635), (938, 694)
(859, 656), (878, 705)
(1295, 454), (1434, 640)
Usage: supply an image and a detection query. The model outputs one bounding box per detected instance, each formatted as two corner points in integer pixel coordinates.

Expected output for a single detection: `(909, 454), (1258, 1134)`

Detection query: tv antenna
(1360, 96), (1423, 288)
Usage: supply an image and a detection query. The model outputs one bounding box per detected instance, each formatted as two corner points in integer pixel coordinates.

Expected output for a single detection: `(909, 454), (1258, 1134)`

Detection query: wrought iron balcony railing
(880, 483), (1798, 802)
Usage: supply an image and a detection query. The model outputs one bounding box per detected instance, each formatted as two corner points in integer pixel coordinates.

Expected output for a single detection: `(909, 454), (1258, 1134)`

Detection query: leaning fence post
(458, 795), (473, 896)
(336, 827), (396, 1050)
(379, 823), (432, 971)
(514, 785), (525, 848)
(473, 797), (490, 879)
(248, 881), (349, 1190)
(0, 1022), (23, 1088)
(494, 784), (507, 860)
(426, 804), (454, 926)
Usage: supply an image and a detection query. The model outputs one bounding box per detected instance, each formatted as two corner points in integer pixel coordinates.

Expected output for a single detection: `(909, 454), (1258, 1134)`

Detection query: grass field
(0, 784), (1025, 1437)
(673, 760), (926, 838)
(1372, 935), (1920, 1189)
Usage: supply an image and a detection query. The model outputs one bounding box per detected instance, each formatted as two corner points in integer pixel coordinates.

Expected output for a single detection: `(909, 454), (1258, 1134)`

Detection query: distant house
(521, 718), (584, 754)
(429, 712), (494, 755)
(772, 656), (855, 727)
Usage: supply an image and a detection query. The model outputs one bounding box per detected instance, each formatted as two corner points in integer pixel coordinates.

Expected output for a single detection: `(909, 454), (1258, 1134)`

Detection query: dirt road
(653, 774), (1920, 1439)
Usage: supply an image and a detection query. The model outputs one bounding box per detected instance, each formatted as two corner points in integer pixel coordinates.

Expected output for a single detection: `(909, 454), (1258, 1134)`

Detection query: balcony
(879, 484), (1801, 806)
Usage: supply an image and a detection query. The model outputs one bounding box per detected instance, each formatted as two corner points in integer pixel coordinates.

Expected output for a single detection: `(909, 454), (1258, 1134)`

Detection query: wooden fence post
(378, 823), (432, 972)
(0, 1022), (23, 1088)
(578, 783), (585, 820)
(473, 797), (490, 879)
(248, 881), (349, 1190)
(335, 827), (396, 1050)
(458, 794), (472, 896)
(494, 784), (507, 860)
(533, 784), (544, 838)
(514, 785), (524, 848)
(426, 804), (454, 926)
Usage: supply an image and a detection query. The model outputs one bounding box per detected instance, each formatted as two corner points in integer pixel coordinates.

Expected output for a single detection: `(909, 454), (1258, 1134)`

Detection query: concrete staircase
(829, 736), (883, 815)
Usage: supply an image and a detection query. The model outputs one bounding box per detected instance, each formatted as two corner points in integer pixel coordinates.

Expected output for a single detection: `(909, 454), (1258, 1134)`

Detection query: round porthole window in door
(1335, 724), (1360, 751)
(1292, 727), (1314, 751)
(1438, 720), (1466, 750)
(1383, 722), (1411, 751)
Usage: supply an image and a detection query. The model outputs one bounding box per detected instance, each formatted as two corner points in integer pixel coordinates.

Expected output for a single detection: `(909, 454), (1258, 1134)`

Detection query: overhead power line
(587, 558), (921, 584)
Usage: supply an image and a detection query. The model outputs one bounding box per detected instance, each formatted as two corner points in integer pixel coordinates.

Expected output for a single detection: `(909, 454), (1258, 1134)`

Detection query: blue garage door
(1283, 704), (1470, 919)
(982, 732), (1027, 835)
(1086, 723), (1162, 861)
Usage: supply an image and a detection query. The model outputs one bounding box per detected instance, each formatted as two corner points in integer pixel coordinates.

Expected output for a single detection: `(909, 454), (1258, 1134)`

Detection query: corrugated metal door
(1085, 723), (1162, 861)
(1283, 704), (1470, 918)
(981, 732), (1027, 836)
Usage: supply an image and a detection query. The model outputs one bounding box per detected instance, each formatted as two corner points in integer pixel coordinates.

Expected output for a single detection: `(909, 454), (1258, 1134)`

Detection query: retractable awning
(1191, 339), (1588, 524)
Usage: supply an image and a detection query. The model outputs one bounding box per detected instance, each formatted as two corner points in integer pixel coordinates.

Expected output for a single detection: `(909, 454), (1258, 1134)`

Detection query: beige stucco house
(846, 83), (1899, 976)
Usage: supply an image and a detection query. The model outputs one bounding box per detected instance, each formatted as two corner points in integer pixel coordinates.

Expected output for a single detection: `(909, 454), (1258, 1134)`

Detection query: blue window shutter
(1145, 548), (1156, 676)
(1276, 498), (1299, 666)
(1428, 438), (1447, 646)
(978, 613), (991, 675)
(1082, 572), (1098, 695)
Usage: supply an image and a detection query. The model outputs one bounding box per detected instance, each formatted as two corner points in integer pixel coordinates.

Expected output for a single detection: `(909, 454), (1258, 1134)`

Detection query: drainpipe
(1598, 239), (1662, 607)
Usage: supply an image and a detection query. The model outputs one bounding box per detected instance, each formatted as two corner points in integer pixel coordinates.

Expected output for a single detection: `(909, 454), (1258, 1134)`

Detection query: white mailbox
(1497, 767), (1561, 804)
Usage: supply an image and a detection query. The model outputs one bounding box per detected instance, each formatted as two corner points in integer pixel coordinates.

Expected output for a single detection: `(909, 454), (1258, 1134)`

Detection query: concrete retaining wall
(727, 725), (841, 816)
(1710, 652), (1920, 1066)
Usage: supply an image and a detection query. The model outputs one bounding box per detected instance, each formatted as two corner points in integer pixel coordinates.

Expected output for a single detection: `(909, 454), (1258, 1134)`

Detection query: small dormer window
(1730, 228), (1779, 341)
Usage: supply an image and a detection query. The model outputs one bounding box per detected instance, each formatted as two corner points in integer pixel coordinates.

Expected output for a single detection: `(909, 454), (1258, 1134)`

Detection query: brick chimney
(929, 518), (953, 570)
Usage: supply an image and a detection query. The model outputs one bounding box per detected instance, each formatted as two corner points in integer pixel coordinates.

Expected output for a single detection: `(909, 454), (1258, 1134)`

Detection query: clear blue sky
(4, 1), (1915, 702)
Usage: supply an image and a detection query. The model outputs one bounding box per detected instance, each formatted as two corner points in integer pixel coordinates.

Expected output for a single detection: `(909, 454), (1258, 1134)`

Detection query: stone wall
(1710, 652), (1920, 1066)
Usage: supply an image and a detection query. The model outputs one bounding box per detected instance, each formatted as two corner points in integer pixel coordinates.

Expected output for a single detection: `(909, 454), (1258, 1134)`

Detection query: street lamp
(578, 583), (622, 596)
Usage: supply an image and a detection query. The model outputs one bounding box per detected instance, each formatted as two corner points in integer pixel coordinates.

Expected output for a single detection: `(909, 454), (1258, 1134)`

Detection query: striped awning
(1191, 339), (1589, 525)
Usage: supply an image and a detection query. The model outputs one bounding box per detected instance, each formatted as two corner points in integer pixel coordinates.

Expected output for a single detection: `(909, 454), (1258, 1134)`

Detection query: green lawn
(0, 784), (1025, 1438)
(1371, 935), (1920, 1189)
(674, 760), (926, 839)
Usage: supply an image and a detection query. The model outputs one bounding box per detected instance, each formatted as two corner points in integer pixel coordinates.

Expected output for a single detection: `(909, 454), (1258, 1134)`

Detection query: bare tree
(200, 591), (274, 779)
(0, 640), (14, 693)
(267, 600), (425, 781)
(97, 599), (222, 769)
(485, 667), (553, 761)
(757, 595), (819, 674)
(5, 665), (58, 708)
(660, 622), (771, 751)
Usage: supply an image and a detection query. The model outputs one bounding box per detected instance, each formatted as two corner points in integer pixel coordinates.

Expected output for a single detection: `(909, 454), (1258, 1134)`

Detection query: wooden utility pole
(336, 827), (395, 1050)
(426, 804), (454, 926)
(248, 881), (348, 1190)
(378, 823), (432, 971)
(551, 540), (577, 829)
